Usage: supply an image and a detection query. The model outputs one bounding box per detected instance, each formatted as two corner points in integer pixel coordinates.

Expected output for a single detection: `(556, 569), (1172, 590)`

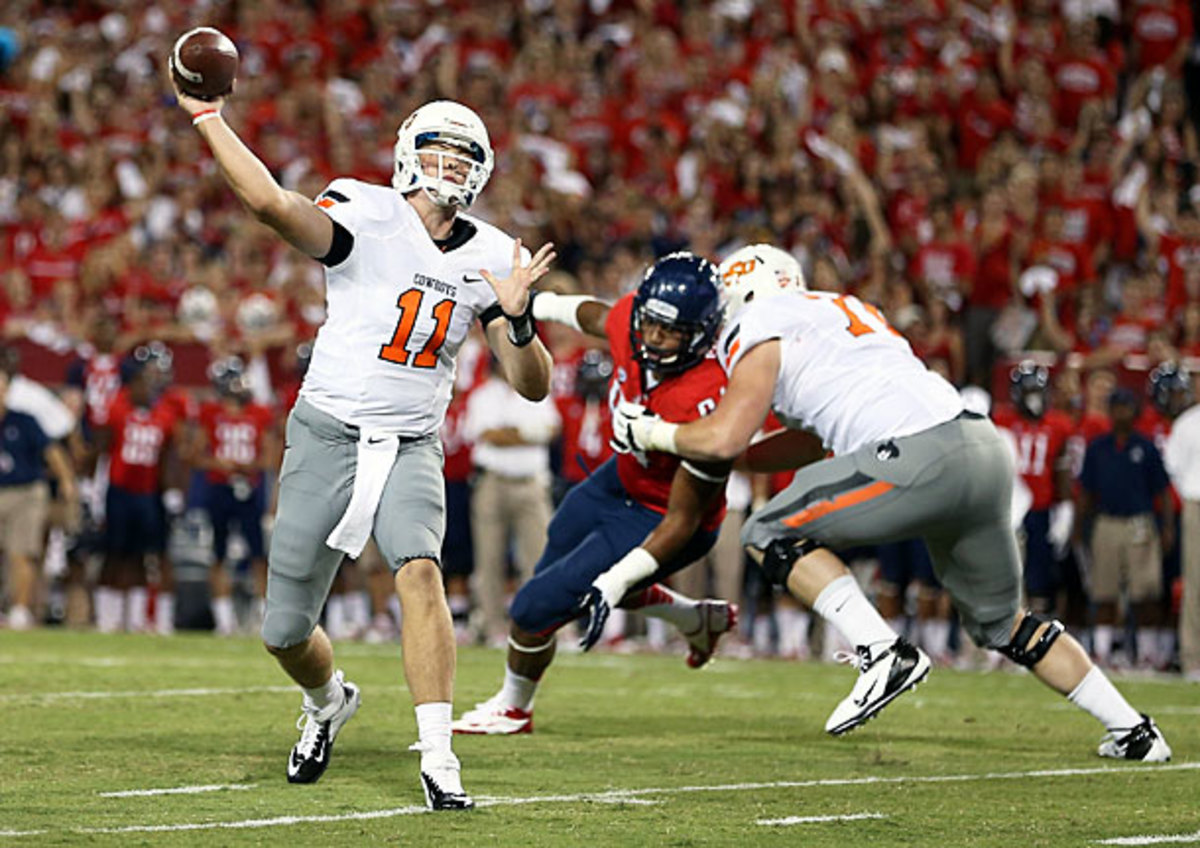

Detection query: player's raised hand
(481, 239), (556, 317)
(167, 58), (229, 117)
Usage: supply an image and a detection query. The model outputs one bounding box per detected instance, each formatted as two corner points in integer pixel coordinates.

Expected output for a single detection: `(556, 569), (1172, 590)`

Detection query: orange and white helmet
(393, 100), (494, 209)
(717, 244), (806, 319)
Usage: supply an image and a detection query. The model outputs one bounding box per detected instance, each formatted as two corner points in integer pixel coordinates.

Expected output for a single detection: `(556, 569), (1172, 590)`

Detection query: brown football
(169, 27), (238, 101)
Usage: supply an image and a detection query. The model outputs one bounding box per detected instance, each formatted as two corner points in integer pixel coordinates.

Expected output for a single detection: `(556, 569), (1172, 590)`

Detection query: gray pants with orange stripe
(742, 413), (1021, 649)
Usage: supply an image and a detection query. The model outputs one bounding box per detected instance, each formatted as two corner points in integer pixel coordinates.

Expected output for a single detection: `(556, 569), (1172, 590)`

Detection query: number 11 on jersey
(379, 288), (456, 369)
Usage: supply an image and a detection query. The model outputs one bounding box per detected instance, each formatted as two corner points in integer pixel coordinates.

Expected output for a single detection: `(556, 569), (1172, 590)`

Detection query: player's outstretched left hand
(578, 586), (611, 652)
(480, 239), (556, 317)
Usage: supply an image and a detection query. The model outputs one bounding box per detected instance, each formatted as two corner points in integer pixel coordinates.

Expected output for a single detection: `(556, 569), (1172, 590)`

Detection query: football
(169, 27), (238, 101)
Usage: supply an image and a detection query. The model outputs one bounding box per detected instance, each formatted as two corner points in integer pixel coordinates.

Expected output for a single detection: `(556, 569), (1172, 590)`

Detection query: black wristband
(504, 300), (537, 347)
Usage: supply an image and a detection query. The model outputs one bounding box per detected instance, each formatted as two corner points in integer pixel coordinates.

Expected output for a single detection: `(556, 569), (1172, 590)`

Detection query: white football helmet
(717, 244), (806, 319)
(393, 100), (494, 209)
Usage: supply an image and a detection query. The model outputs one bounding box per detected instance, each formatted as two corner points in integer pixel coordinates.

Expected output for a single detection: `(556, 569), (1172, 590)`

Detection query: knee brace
(997, 611), (1064, 668)
(759, 537), (823, 587)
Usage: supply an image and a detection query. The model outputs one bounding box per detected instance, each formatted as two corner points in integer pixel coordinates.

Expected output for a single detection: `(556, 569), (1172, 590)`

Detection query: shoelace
(833, 645), (874, 672)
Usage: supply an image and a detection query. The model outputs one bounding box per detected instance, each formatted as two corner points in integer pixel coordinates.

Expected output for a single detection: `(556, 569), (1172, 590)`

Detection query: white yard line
(59, 761), (1200, 836)
(99, 784), (256, 798)
(758, 812), (887, 826)
(0, 684), (408, 703)
(1096, 831), (1200, 845)
(0, 832), (46, 839)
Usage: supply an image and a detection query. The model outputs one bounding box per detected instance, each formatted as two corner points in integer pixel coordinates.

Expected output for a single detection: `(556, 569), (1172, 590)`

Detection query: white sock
(126, 588), (148, 632)
(415, 701), (453, 758)
(601, 607), (627, 642)
(348, 591), (371, 632)
(155, 593), (175, 635)
(212, 596), (237, 635)
(325, 596), (347, 639)
(1067, 666), (1144, 731)
(777, 607), (810, 658)
(499, 667), (539, 711)
(303, 674), (345, 714)
(636, 584), (701, 634)
(95, 587), (123, 633)
(1093, 625), (1114, 663)
(812, 575), (898, 650)
(645, 616), (669, 649)
(1136, 629), (1159, 668)
(921, 618), (950, 658)
(753, 614), (774, 655)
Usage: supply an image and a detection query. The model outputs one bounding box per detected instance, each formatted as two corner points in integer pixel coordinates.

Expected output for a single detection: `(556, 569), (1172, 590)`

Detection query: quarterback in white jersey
(610, 243), (1171, 761)
(174, 72), (555, 809)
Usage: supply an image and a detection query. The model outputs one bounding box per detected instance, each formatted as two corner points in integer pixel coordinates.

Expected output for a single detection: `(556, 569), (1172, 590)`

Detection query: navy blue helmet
(630, 252), (722, 376)
(122, 341), (174, 386)
(1148, 361), (1193, 417)
(575, 348), (613, 402)
(1010, 360), (1050, 420)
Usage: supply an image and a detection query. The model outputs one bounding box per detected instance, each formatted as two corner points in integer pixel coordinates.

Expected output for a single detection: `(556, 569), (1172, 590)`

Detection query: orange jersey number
(379, 288), (456, 368)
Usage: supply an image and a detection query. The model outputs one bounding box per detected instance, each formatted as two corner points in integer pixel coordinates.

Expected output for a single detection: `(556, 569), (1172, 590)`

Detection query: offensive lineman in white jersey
(606, 244), (1170, 761)
(173, 75), (555, 808)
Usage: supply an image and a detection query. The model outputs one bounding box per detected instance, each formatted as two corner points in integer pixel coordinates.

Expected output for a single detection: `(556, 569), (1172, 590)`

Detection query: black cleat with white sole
(825, 637), (931, 736)
(287, 671), (361, 784)
(420, 770), (475, 811)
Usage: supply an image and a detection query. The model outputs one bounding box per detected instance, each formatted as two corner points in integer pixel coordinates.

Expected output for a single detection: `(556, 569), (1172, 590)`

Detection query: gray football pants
(262, 399), (445, 649)
(742, 413), (1021, 649)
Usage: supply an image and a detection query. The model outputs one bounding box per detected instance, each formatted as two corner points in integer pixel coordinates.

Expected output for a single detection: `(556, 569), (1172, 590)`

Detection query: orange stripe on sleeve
(779, 480), (895, 528)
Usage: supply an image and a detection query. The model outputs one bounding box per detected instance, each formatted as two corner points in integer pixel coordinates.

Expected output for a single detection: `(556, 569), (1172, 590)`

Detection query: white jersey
(301, 178), (523, 436)
(718, 291), (963, 456)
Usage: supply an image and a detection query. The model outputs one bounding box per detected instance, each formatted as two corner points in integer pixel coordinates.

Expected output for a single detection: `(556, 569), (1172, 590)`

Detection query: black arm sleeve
(318, 219), (354, 267)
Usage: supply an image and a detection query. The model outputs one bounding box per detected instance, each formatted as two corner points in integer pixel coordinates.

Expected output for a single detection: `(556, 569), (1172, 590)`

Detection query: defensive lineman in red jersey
(453, 253), (737, 735)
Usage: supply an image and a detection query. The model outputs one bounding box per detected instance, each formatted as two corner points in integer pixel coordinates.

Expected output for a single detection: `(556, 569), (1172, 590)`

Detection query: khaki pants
(1180, 499), (1200, 674)
(1090, 514), (1162, 603)
(0, 481), (49, 558)
(470, 470), (552, 641)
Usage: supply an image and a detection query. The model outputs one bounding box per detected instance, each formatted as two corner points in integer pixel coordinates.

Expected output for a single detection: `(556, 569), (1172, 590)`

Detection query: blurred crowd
(1, 0), (1199, 674)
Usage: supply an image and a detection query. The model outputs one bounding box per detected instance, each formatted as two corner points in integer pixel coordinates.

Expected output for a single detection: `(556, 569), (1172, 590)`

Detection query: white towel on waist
(326, 431), (400, 558)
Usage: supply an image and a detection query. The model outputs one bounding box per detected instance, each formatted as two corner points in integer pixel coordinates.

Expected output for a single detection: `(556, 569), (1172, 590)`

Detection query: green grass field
(2, 630), (1198, 847)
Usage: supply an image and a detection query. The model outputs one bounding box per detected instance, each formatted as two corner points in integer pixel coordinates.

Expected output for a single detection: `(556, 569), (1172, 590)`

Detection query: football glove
(610, 400), (664, 458)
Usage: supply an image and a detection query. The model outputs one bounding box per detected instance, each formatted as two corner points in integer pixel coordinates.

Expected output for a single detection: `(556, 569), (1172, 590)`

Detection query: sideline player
(191, 356), (278, 635)
(452, 253), (737, 735)
(172, 73), (555, 807)
(608, 243), (1171, 760)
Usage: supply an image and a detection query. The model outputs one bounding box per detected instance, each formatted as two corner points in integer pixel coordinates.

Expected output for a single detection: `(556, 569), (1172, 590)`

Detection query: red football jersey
(993, 407), (1074, 510)
(107, 392), (179, 494)
(559, 396), (613, 484)
(606, 294), (727, 531)
(199, 400), (275, 485)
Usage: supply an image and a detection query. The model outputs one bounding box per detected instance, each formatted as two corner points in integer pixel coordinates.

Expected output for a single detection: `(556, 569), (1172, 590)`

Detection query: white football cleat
(409, 741), (474, 811)
(825, 637), (931, 735)
(287, 670), (361, 784)
(1098, 715), (1172, 762)
(683, 601), (739, 669)
(451, 694), (533, 735)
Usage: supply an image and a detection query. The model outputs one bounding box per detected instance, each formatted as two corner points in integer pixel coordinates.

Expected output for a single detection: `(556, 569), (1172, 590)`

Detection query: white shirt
(1165, 404), (1200, 500)
(718, 292), (963, 456)
(301, 178), (527, 436)
(464, 377), (560, 479)
(6, 374), (75, 440)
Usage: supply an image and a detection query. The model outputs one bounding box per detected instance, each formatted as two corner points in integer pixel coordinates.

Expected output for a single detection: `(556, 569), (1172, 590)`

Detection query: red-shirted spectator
(1053, 20), (1116, 128)
(1130, 0), (1193, 73)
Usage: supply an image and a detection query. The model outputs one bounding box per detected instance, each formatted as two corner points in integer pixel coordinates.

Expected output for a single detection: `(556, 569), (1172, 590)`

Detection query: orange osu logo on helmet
(722, 259), (756, 284)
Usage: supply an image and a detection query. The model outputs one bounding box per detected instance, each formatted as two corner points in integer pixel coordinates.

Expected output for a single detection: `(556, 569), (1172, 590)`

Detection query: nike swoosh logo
(366, 436), (388, 445)
(462, 275), (484, 284)
(853, 679), (878, 708)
